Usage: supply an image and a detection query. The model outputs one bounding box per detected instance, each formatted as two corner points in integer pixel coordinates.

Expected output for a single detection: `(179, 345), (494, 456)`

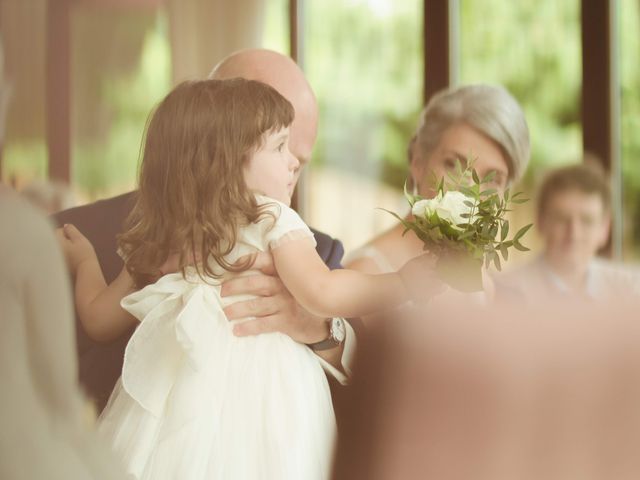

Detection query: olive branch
(384, 160), (533, 272)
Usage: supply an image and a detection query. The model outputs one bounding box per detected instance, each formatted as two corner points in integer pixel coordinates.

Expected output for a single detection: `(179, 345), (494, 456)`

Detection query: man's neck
(543, 254), (590, 292)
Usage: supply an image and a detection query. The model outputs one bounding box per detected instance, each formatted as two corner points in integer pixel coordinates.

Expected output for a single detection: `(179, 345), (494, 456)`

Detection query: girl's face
(411, 122), (510, 198)
(244, 126), (300, 205)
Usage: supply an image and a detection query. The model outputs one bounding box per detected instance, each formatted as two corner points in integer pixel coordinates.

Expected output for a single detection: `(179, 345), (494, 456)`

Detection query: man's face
(287, 101), (317, 187)
(539, 189), (610, 270)
(209, 51), (319, 191)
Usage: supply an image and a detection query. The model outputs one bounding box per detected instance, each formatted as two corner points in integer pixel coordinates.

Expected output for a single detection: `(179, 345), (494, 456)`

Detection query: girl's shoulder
(254, 194), (301, 224)
(252, 194), (315, 250)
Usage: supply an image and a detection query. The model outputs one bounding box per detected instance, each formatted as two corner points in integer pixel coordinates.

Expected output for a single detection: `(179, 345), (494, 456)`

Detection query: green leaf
(513, 223), (533, 241)
(493, 253), (502, 271)
(403, 182), (414, 205)
(499, 242), (509, 261)
(458, 230), (475, 240)
(482, 171), (496, 184)
(379, 207), (406, 224)
(503, 188), (510, 202)
(513, 240), (531, 252)
(480, 188), (497, 197)
(472, 168), (480, 185)
(484, 252), (492, 269)
(511, 198), (529, 204)
(501, 220), (509, 241)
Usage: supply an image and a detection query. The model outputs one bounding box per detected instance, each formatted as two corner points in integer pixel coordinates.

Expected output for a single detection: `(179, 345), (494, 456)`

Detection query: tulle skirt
(98, 274), (336, 480)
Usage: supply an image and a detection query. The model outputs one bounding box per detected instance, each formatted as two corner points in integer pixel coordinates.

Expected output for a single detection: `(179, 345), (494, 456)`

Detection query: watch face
(331, 318), (346, 343)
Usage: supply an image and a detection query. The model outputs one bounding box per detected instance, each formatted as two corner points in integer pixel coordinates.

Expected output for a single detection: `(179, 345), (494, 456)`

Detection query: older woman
(346, 84), (531, 275)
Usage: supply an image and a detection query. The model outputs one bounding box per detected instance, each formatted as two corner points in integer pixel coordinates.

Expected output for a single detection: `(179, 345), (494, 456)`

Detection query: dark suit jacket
(54, 191), (347, 410)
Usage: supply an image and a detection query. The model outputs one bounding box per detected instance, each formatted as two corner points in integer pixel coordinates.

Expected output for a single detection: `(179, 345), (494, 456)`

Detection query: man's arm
(221, 251), (354, 377)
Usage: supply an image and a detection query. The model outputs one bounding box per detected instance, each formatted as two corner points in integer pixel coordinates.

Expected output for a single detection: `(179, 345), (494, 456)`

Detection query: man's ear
(598, 211), (612, 248)
(536, 214), (545, 236)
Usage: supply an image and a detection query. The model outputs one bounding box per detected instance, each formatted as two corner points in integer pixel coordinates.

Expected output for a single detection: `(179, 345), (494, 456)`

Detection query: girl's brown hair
(118, 78), (294, 287)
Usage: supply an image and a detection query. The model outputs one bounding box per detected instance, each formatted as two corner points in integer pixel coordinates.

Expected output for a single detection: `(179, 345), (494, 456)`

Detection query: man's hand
(221, 251), (330, 344)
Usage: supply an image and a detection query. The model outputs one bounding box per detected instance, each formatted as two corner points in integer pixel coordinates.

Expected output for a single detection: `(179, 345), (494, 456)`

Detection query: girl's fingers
(54, 227), (68, 243)
(62, 223), (80, 239)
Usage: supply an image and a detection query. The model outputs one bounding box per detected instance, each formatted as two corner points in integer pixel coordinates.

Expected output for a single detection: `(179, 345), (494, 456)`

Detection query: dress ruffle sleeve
(255, 195), (316, 250)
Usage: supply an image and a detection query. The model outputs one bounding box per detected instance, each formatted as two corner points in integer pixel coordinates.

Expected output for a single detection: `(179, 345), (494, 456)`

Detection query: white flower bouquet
(387, 163), (532, 292)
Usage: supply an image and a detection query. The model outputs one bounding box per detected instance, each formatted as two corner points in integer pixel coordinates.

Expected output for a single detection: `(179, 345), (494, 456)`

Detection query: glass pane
(458, 0), (582, 258)
(620, 0), (640, 261)
(303, 0), (422, 253)
(71, 7), (171, 202)
(1, 0), (48, 189)
(263, 0), (289, 55)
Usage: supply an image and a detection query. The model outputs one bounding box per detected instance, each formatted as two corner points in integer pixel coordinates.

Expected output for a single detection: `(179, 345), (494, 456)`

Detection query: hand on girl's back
(54, 224), (97, 274)
(220, 251), (329, 343)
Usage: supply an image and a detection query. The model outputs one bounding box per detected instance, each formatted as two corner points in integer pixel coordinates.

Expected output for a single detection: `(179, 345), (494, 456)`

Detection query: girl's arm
(272, 236), (441, 319)
(57, 224), (137, 342)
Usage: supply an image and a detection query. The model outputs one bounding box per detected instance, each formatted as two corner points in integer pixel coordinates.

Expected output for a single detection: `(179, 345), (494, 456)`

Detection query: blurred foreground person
(496, 163), (640, 302)
(0, 39), (124, 479)
(333, 299), (640, 480)
(0, 190), (126, 479)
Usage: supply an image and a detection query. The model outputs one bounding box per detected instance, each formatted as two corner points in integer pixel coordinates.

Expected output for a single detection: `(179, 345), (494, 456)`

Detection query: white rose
(434, 191), (476, 229)
(411, 195), (441, 218)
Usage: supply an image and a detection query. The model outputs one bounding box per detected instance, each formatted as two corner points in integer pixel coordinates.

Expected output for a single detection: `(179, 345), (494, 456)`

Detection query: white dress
(98, 196), (336, 480)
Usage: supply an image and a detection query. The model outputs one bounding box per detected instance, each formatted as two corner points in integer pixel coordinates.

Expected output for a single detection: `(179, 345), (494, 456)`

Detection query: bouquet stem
(435, 251), (484, 293)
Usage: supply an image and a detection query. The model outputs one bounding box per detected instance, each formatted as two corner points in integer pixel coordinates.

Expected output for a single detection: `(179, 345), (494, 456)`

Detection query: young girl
(59, 78), (438, 480)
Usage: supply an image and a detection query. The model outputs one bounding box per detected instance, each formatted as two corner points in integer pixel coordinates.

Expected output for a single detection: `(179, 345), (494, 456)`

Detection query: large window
(70, 8), (171, 201)
(1, 4), (171, 204)
(458, 0), (582, 258)
(301, 0), (422, 252)
(263, 0), (289, 55)
(620, 0), (640, 260)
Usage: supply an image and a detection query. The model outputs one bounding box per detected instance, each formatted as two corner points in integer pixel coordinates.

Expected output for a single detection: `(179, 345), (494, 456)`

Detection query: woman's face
(412, 122), (510, 198)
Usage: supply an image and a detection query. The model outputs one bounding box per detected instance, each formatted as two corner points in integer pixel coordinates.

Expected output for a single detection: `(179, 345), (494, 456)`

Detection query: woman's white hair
(413, 84), (530, 183)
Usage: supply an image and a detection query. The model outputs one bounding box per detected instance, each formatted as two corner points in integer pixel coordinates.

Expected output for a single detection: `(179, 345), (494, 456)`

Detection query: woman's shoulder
(248, 194), (314, 249)
(351, 224), (414, 271)
(345, 228), (404, 274)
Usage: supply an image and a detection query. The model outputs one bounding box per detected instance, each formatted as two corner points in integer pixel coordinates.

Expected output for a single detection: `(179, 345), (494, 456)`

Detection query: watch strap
(306, 319), (344, 351)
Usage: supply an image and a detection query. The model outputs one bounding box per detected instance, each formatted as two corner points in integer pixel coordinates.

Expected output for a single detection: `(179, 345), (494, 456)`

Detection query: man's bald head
(210, 49), (318, 174)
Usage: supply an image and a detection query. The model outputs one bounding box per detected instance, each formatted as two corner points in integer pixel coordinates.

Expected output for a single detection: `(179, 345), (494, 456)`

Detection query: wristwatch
(307, 318), (346, 351)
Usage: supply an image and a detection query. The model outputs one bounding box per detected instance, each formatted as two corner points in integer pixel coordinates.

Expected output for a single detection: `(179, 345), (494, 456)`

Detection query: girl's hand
(55, 223), (97, 274)
(399, 252), (447, 303)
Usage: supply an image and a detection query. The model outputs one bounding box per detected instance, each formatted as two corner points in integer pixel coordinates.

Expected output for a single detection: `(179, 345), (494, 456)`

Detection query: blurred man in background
(496, 162), (640, 303)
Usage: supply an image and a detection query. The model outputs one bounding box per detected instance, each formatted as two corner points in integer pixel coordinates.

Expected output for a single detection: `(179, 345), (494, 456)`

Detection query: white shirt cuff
(315, 319), (356, 385)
